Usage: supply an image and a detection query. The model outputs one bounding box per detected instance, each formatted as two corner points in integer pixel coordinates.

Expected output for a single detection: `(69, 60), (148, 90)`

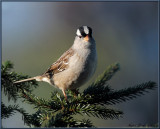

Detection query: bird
(14, 26), (97, 100)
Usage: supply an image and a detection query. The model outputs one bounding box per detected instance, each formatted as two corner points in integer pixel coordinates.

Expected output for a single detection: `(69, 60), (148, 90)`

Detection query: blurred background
(2, 1), (158, 127)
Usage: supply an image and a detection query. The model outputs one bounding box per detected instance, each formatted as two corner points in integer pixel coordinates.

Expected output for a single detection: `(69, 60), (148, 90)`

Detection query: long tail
(14, 76), (42, 84)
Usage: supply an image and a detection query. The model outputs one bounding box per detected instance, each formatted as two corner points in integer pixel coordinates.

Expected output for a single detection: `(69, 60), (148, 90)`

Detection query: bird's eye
(79, 36), (82, 38)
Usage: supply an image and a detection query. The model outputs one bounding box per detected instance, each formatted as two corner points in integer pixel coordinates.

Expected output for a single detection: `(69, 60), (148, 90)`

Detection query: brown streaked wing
(44, 48), (74, 75)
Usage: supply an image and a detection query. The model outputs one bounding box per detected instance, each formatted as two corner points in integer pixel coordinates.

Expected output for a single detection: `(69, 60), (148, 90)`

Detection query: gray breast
(69, 47), (97, 89)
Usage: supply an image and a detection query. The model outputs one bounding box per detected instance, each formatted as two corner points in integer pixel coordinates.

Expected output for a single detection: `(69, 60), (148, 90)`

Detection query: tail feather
(14, 76), (41, 84)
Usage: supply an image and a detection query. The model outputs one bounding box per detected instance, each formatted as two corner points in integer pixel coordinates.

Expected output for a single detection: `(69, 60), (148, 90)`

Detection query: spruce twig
(1, 61), (157, 127)
(1, 61), (38, 102)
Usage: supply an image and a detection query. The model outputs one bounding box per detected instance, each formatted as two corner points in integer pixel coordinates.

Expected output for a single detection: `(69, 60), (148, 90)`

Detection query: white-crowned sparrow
(14, 26), (97, 100)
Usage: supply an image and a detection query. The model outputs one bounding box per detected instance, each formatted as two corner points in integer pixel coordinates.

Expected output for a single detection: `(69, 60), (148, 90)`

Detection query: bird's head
(76, 26), (92, 42)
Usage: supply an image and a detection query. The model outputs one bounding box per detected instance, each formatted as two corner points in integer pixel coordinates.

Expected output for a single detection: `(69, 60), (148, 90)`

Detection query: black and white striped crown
(76, 26), (92, 37)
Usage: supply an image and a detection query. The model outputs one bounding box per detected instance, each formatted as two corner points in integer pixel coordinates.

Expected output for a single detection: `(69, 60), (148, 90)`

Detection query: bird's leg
(62, 89), (67, 101)
(61, 89), (68, 110)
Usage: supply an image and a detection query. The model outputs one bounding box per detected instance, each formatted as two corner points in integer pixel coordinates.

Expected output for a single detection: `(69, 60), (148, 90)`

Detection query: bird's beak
(84, 35), (89, 42)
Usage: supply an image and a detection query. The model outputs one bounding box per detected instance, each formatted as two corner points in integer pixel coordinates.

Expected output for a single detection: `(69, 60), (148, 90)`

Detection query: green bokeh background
(2, 2), (158, 127)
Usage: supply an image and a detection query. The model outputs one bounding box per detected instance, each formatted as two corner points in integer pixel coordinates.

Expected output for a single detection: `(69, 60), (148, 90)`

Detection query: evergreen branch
(2, 61), (157, 127)
(62, 118), (94, 127)
(84, 63), (119, 95)
(78, 119), (94, 127)
(14, 107), (43, 127)
(42, 112), (71, 127)
(20, 109), (50, 127)
(40, 90), (122, 126)
(106, 81), (157, 105)
(63, 101), (123, 120)
(83, 84), (111, 105)
(1, 61), (14, 73)
(28, 110), (46, 127)
(83, 81), (156, 105)
(65, 118), (94, 127)
(19, 90), (61, 112)
(93, 63), (120, 86)
(85, 106), (123, 120)
(42, 111), (94, 127)
(13, 107), (34, 127)
(1, 61), (38, 102)
(83, 64), (156, 106)
(1, 102), (18, 119)
(1, 102), (39, 127)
